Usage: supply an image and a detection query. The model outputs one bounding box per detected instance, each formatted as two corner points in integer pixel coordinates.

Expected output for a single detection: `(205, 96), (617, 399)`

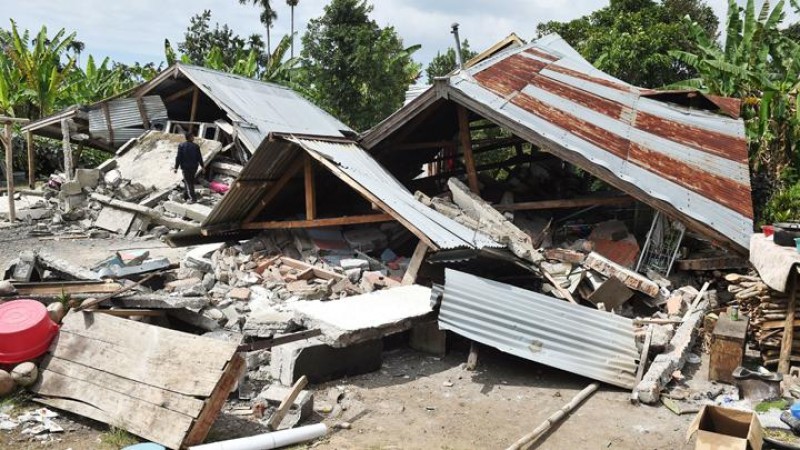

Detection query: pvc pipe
(188, 423), (327, 450)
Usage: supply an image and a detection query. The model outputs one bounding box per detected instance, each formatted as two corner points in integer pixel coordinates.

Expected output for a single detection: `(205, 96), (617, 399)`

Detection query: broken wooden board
(30, 311), (244, 449)
(585, 252), (660, 297)
(8, 281), (122, 297)
(94, 207), (136, 234)
(676, 256), (749, 271)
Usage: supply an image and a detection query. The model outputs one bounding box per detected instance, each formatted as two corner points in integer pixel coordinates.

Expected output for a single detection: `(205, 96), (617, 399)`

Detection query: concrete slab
(75, 168), (100, 189)
(270, 337), (383, 385)
(288, 285), (433, 347)
(164, 201), (212, 222)
(94, 207), (136, 234)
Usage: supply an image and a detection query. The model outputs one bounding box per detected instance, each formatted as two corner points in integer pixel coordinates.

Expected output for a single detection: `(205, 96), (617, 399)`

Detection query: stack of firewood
(727, 272), (791, 366)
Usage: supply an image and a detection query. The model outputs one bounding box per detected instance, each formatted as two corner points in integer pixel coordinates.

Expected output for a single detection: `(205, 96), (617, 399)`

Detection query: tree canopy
(536, 0), (719, 88)
(425, 39), (478, 83)
(299, 0), (421, 131)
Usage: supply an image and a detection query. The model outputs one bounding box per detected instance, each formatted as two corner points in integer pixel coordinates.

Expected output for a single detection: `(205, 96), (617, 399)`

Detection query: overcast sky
(6, 0), (798, 70)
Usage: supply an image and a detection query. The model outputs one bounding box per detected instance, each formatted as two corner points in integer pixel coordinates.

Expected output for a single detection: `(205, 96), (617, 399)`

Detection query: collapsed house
(0, 34), (764, 448)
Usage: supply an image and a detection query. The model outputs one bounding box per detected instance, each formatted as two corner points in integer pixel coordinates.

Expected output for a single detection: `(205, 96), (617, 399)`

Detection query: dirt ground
(0, 225), (699, 449)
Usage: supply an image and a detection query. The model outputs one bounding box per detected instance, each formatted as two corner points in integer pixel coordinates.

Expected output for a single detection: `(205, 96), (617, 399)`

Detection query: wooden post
(630, 326), (653, 404)
(61, 119), (73, 179)
(466, 342), (479, 370)
(402, 240), (429, 285)
(189, 87), (199, 132)
(3, 122), (14, 222)
(136, 96), (150, 129)
(456, 105), (479, 194)
(780, 273), (797, 374)
(26, 130), (34, 188)
(101, 103), (114, 146)
(304, 154), (316, 220)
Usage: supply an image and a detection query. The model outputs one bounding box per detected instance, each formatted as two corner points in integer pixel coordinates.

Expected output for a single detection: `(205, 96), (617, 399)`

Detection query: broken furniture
(709, 314), (748, 384)
(30, 311), (245, 449)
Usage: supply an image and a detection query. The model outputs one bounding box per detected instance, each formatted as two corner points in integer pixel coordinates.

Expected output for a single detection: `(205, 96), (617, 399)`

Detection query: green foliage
(100, 427), (139, 448)
(764, 181), (800, 222)
(425, 39), (478, 83)
(536, 0), (719, 88)
(299, 0), (421, 131)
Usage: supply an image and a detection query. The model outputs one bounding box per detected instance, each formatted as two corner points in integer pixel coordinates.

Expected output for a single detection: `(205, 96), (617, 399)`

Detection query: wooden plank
(304, 154), (316, 220)
(51, 332), (224, 397)
(101, 103), (114, 145)
(94, 309), (165, 317)
(164, 85), (196, 103)
(41, 355), (204, 417)
(4, 122), (14, 222)
(267, 375), (309, 431)
(456, 105), (480, 194)
(494, 196), (634, 211)
(676, 256), (749, 271)
(542, 270), (577, 304)
(183, 354), (246, 447)
(402, 241), (429, 285)
(631, 326), (652, 404)
(76, 272), (162, 311)
(136, 96), (150, 129)
(59, 312), (239, 369)
(244, 213), (393, 230)
(279, 257), (345, 281)
(26, 130), (34, 188)
(34, 370), (193, 449)
(780, 273), (798, 374)
(10, 281), (123, 297)
(243, 157), (305, 224)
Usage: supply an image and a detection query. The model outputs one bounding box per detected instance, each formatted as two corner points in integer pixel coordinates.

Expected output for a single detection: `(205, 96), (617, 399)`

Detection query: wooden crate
(709, 314), (748, 384)
(31, 311), (244, 449)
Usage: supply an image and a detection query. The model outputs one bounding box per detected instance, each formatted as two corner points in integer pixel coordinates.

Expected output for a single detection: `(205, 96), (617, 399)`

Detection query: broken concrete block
(586, 277), (634, 310)
(103, 169), (122, 188)
(585, 252), (660, 297)
(165, 277), (203, 292)
(61, 180), (82, 196)
(244, 349), (271, 370)
(75, 168), (101, 189)
(11, 362), (38, 387)
(270, 338), (383, 386)
(46, 302), (66, 324)
(12, 250), (37, 282)
(228, 287), (251, 301)
(117, 182), (150, 202)
(648, 325), (675, 353)
(94, 207), (136, 234)
(340, 258), (369, 271)
(258, 383), (314, 430)
(164, 200), (212, 222)
(243, 309), (295, 338)
(15, 208), (53, 221)
(0, 280), (15, 295)
(410, 321), (446, 357)
(96, 158), (118, 174)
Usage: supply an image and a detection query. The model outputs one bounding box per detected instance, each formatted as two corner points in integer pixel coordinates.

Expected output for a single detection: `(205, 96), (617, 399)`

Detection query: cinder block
(270, 337), (383, 386)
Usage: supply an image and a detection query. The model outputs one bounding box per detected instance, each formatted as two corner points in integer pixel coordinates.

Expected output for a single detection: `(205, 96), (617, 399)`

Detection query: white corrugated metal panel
(448, 34), (753, 251)
(178, 65), (353, 152)
(439, 269), (639, 389)
(88, 95), (168, 144)
(289, 138), (502, 251)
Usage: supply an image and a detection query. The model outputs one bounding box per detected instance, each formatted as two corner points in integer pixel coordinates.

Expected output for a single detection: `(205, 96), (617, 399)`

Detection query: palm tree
(286, 0), (299, 58)
(239, 0), (277, 58)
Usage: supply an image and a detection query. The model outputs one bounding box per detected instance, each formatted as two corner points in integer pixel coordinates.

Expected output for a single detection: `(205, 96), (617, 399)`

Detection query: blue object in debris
(123, 443), (166, 450)
(791, 401), (800, 419)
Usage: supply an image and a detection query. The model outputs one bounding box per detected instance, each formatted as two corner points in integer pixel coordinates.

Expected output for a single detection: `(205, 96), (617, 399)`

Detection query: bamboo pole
(4, 122), (14, 222)
(779, 273), (797, 374)
(26, 130), (34, 188)
(506, 382), (600, 450)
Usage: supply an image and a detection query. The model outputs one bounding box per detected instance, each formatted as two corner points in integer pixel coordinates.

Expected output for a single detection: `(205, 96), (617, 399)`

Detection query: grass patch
(755, 398), (792, 413)
(0, 390), (33, 415)
(100, 427), (139, 449)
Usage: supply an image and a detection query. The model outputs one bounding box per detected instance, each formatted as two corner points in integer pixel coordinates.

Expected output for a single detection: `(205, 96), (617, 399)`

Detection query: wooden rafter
(242, 157), (305, 225)
(164, 85), (196, 103)
(136, 96), (150, 129)
(189, 87), (200, 131)
(243, 213), (393, 230)
(494, 196), (634, 211)
(456, 105), (480, 193)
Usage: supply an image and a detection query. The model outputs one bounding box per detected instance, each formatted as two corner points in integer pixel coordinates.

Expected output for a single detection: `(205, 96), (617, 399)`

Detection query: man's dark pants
(182, 169), (198, 202)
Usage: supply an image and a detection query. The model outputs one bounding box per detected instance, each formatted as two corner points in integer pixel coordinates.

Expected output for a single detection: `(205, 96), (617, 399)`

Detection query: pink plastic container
(0, 300), (58, 364)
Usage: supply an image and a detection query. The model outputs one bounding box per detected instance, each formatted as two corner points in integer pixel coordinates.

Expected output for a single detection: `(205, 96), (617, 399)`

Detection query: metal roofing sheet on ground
(290, 137), (502, 251)
(178, 65), (353, 152)
(451, 34), (753, 250)
(438, 268), (639, 389)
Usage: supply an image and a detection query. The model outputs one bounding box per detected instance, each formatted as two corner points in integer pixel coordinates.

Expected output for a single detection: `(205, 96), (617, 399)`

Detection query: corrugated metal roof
(454, 34), (753, 250)
(88, 96), (168, 144)
(202, 136), (502, 251)
(178, 65), (353, 152)
(438, 268), (639, 389)
(290, 137), (501, 251)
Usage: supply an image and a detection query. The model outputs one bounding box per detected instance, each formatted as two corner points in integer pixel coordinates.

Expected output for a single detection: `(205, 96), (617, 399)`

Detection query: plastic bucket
(762, 225), (775, 237)
(0, 300), (58, 364)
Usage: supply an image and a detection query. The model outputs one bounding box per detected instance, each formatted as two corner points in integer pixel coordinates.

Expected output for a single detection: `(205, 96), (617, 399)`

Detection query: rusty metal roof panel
(178, 65), (353, 152)
(448, 34), (753, 251)
(290, 138), (502, 251)
(438, 268), (639, 389)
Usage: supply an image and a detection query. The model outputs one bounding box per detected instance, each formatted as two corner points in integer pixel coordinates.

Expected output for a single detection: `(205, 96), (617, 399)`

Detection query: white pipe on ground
(188, 423), (327, 450)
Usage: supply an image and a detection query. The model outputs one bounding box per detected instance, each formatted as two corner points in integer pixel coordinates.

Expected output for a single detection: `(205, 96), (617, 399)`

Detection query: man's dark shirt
(175, 141), (203, 173)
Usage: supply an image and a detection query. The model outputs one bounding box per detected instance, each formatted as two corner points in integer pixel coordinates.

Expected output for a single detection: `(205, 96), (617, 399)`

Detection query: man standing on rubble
(173, 131), (204, 204)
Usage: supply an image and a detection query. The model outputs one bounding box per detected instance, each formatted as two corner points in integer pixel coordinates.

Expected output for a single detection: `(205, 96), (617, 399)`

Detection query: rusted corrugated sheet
(452, 34), (753, 250)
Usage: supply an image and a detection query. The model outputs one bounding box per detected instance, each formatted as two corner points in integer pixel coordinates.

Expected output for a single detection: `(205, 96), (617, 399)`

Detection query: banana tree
(5, 20), (77, 118)
(68, 55), (129, 105)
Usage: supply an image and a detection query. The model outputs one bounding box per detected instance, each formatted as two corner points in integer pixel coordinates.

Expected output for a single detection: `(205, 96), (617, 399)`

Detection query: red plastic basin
(0, 300), (58, 364)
